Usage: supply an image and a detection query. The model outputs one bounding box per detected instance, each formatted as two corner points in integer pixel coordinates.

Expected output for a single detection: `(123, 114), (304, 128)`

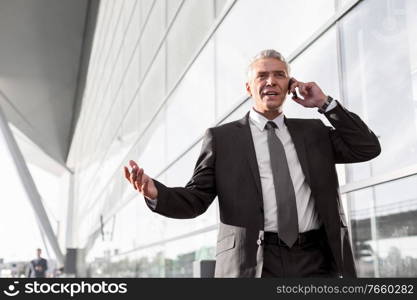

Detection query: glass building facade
(66, 0), (417, 277)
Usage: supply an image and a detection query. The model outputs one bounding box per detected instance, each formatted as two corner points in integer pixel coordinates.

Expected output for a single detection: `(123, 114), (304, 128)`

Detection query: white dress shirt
(249, 108), (323, 233)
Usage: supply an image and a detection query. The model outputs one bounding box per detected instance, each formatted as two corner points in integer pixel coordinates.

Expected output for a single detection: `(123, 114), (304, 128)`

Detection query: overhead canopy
(0, 0), (98, 167)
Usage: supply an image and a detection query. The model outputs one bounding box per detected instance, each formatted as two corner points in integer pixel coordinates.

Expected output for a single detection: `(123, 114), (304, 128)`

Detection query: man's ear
(245, 82), (252, 96)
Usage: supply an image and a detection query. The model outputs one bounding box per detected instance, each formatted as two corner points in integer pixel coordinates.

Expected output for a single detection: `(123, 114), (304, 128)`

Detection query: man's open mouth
(262, 91), (279, 96)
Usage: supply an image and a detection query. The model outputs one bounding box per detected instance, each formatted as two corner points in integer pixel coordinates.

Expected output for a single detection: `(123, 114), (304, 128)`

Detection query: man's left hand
(288, 78), (327, 108)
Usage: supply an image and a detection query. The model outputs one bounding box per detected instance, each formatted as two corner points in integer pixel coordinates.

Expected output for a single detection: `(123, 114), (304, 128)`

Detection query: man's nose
(266, 75), (276, 86)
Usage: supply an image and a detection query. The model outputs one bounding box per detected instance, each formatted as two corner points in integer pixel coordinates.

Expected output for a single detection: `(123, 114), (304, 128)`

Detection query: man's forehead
(251, 58), (288, 72)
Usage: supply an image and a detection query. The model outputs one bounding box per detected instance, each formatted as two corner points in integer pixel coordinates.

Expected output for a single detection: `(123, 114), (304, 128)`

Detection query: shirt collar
(249, 107), (285, 131)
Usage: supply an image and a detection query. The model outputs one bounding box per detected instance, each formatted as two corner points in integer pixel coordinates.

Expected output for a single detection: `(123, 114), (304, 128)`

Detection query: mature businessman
(124, 49), (381, 278)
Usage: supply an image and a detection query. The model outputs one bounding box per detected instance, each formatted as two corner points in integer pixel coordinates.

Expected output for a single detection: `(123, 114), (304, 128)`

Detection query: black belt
(263, 228), (324, 247)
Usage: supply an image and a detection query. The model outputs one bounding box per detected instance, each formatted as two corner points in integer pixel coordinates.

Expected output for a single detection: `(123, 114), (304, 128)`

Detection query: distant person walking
(27, 248), (48, 278)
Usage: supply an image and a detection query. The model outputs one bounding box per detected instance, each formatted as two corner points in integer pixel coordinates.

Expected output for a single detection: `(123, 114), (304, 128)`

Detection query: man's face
(245, 58), (290, 113)
(36, 249), (41, 257)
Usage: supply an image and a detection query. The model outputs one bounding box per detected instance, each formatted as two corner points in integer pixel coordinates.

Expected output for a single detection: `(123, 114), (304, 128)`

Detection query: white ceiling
(0, 0), (96, 166)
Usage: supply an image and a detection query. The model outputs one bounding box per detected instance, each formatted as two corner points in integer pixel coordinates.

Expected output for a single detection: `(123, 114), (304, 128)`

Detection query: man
(124, 49), (381, 277)
(27, 248), (48, 278)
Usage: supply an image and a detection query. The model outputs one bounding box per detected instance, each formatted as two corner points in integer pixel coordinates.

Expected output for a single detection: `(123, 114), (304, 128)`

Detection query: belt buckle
(257, 231), (264, 246)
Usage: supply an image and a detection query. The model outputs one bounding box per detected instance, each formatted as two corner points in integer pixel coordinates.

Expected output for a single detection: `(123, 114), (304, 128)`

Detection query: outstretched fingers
(124, 160), (157, 198)
(142, 177), (149, 195)
(123, 166), (131, 182)
(135, 173), (149, 193)
(124, 160), (141, 190)
(129, 160), (139, 169)
(124, 165), (138, 190)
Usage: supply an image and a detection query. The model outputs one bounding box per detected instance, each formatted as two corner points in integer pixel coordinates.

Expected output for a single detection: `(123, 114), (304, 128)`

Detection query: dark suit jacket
(148, 101), (381, 277)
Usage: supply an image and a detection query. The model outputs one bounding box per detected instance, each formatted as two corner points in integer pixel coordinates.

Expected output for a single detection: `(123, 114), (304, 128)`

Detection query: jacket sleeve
(324, 101), (381, 163)
(145, 128), (217, 219)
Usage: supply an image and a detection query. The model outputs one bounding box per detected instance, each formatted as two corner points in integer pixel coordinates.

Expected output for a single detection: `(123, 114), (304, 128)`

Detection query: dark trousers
(261, 228), (338, 277)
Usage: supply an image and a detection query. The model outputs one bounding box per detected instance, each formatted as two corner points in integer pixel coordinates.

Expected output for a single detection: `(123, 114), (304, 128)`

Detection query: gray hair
(247, 49), (290, 79)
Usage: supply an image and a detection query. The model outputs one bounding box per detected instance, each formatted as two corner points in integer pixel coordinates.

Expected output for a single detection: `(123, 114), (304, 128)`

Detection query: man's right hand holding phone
(288, 77), (328, 109)
(124, 160), (158, 200)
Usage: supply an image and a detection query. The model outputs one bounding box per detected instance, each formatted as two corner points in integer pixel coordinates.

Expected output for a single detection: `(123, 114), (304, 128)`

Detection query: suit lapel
(236, 113), (263, 205)
(285, 118), (312, 187)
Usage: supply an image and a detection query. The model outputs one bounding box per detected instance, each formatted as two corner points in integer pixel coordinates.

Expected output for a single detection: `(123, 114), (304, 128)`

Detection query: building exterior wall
(67, 0), (417, 277)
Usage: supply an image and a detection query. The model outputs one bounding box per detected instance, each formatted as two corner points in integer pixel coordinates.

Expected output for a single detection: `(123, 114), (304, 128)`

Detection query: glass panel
(340, 0), (417, 182)
(166, 0), (182, 24)
(162, 141), (218, 240)
(108, 2), (125, 66)
(285, 27), (341, 123)
(141, 0), (155, 27)
(137, 108), (167, 177)
(122, 40), (141, 111)
(348, 175), (417, 277)
(87, 228), (216, 277)
(139, 0), (166, 76)
(100, 0), (124, 93)
(215, 0), (228, 17)
(107, 196), (139, 255)
(166, 0), (215, 90)
(165, 141), (202, 187)
(166, 41), (215, 162)
(123, 1), (141, 73)
(121, 0), (137, 33)
(121, 93), (141, 153)
(139, 47), (166, 131)
(219, 98), (251, 124)
(88, 0), (110, 75)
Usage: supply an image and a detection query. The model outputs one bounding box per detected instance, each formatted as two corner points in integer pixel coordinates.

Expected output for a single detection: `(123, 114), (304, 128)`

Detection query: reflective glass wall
(340, 0), (417, 277)
(68, 0), (417, 277)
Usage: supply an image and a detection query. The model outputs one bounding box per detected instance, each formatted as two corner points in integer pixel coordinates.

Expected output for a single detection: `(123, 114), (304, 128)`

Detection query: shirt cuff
(144, 196), (158, 210)
(325, 98), (337, 112)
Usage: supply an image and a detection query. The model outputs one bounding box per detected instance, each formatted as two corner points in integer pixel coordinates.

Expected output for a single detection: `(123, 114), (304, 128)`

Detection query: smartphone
(288, 78), (298, 99)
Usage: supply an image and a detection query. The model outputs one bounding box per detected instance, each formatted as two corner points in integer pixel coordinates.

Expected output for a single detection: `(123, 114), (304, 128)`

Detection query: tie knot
(265, 121), (277, 130)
